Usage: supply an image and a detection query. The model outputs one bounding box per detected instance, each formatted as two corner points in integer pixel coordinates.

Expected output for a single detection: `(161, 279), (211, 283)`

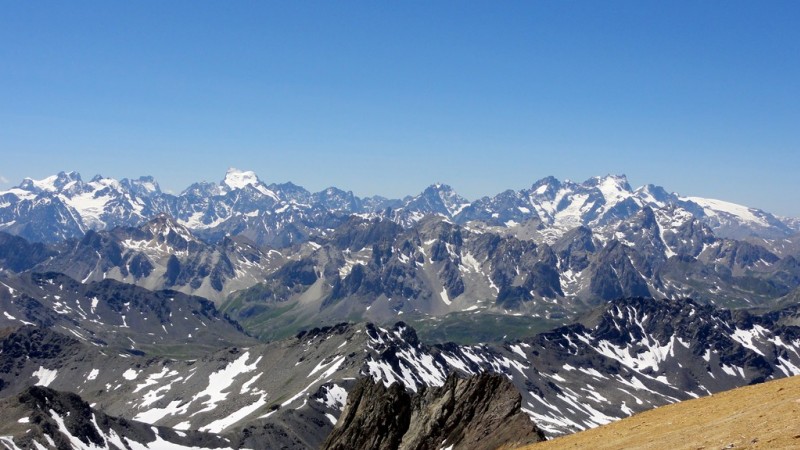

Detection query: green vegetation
(409, 312), (564, 345)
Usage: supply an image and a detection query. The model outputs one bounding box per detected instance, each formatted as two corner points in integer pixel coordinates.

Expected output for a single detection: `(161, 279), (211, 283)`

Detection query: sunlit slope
(518, 375), (800, 450)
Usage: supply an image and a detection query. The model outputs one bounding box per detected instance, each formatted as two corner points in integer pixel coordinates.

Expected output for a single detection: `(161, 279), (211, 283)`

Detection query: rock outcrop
(323, 373), (546, 450)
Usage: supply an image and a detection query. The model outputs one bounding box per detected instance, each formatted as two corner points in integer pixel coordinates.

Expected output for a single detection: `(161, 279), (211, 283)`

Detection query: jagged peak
(399, 183), (470, 218)
(530, 176), (562, 195)
(317, 186), (351, 196)
(424, 182), (458, 194)
(121, 175), (160, 194)
(179, 180), (221, 196)
(141, 213), (196, 241)
(586, 173), (632, 192)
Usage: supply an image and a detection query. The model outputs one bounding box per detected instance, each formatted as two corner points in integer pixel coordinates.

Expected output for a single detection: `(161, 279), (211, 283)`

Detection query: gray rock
(323, 373), (545, 450)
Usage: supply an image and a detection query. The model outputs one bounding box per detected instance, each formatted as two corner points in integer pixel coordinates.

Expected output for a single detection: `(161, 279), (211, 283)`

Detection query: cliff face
(323, 373), (546, 450)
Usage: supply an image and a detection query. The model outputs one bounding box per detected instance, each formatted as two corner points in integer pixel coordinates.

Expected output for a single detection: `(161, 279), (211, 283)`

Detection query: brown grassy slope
(517, 375), (800, 450)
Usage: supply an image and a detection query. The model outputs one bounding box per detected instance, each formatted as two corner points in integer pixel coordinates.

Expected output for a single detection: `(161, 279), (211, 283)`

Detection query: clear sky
(1, 1), (798, 216)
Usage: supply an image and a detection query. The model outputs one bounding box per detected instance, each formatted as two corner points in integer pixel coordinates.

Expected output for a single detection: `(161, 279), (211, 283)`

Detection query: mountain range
(1, 169), (800, 449)
(1, 170), (799, 341)
(2, 170), (797, 247)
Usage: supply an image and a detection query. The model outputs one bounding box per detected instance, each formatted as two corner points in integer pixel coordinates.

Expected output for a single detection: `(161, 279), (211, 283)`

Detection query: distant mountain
(37, 214), (283, 303)
(2, 170), (799, 342)
(0, 207), (796, 342)
(224, 211), (800, 340)
(1, 171), (796, 247)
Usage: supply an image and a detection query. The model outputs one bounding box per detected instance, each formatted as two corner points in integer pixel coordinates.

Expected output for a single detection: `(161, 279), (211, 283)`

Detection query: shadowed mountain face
(0, 232), (56, 272)
(36, 215), (284, 303)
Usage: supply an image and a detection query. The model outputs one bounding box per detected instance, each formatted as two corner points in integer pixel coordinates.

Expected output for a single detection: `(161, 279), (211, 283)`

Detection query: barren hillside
(518, 375), (800, 450)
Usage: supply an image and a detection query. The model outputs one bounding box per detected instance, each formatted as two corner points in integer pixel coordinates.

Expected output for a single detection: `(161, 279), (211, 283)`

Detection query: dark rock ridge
(0, 232), (55, 272)
(323, 373), (545, 450)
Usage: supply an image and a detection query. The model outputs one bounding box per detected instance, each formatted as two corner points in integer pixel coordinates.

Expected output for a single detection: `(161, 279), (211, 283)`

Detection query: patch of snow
(318, 384), (348, 410)
(33, 366), (57, 387)
(440, 288), (451, 306)
(191, 351), (262, 414)
(199, 394), (269, 434)
(509, 345), (527, 359)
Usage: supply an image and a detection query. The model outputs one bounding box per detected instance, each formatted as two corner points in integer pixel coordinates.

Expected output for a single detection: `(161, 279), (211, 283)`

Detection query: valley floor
(518, 374), (800, 450)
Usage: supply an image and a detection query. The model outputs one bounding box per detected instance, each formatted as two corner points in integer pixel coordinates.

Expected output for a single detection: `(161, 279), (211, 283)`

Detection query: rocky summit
(323, 373), (545, 450)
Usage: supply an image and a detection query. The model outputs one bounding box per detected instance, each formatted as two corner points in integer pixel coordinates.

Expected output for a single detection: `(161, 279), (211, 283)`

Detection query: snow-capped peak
(221, 168), (280, 201)
(529, 176), (561, 197)
(683, 196), (770, 227)
(425, 183), (471, 217)
(634, 184), (673, 208)
(593, 174), (633, 205)
(20, 174), (59, 193)
(223, 168), (262, 190)
(18, 171), (83, 194)
(145, 214), (197, 243)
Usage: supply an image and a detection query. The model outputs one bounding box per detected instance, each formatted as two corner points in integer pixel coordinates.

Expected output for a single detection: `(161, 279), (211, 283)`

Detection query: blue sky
(1, 1), (798, 216)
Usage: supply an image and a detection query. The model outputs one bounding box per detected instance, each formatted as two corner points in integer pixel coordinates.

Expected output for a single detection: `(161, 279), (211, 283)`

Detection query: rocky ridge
(323, 373), (545, 450)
